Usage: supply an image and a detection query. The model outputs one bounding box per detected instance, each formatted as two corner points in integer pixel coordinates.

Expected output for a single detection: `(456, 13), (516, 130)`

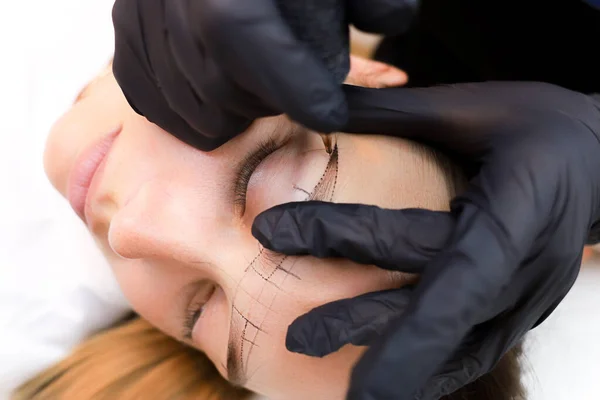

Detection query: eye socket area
(242, 130), (333, 222)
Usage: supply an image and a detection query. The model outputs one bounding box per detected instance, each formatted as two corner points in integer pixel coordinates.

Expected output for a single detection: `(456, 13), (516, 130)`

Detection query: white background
(0, 1), (130, 398)
(0, 1), (599, 399)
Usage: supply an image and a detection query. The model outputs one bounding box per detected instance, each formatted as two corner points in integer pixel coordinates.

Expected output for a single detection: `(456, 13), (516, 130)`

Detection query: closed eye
(233, 138), (282, 215)
(182, 283), (216, 341)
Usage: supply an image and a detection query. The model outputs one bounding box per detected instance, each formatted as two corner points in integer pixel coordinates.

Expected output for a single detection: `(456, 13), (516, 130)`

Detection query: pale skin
(44, 56), (457, 400)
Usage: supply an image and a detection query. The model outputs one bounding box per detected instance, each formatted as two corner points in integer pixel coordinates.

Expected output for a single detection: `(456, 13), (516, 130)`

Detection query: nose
(107, 181), (214, 263)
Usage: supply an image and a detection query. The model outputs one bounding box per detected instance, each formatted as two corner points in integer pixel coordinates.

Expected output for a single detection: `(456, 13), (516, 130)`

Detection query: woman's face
(44, 66), (454, 400)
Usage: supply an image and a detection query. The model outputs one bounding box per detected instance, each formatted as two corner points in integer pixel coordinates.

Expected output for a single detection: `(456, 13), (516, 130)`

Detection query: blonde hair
(13, 316), (250, 400)
(13, 314), (523, 400)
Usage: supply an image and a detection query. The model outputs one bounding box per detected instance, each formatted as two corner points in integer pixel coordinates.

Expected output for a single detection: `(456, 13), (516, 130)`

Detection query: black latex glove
(111, 0), (418, 151)
(252, 82), (600, 399)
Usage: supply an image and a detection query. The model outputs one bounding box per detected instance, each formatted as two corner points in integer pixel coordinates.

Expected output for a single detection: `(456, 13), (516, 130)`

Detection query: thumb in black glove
(253, 81), (600, 399)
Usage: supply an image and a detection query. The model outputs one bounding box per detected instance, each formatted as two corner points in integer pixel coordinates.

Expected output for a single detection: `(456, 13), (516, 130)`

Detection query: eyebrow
(226, 338), (246, 386)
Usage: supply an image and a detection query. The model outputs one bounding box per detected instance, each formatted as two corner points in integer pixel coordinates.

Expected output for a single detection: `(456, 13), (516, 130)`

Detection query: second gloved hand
(111, 0), (418, 151)
(252, 82), (600, 399)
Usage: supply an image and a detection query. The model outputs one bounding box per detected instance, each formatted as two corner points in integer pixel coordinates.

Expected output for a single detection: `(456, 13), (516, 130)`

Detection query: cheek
(106, 257), (166, 322)
(104, 255), (189, 340)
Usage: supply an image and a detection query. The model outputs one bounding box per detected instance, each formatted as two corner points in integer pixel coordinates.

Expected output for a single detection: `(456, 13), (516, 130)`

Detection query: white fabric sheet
(0, 1), (599, 399)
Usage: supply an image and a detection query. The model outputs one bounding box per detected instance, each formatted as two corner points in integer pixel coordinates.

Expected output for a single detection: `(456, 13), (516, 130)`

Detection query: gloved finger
(348, 0), (419, 35)
(252, 201), (454, 272)
(165, 0), (277, 121)
(112, 0), (203, 140)
(286, 287), (414, 357)
(192, 0), (348, 132)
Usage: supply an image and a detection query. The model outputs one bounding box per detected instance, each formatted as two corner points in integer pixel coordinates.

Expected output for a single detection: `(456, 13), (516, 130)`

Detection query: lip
(67, 127), (121, 223)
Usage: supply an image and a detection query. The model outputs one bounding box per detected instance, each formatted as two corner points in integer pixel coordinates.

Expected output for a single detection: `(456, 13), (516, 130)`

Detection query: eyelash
(183, 302), (204, 340)
(233, 138), (280, 214)
(183, 285), (217, 341)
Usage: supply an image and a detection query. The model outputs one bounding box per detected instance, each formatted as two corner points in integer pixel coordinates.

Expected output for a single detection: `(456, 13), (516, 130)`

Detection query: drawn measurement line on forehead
(292, 142), (338, 202)
(233, 305), (266, 333)
(310, 141), (338, 202)
(293, 185), (311, 196)
(233, 304), (265, 377)
(245, 248), (300, 281)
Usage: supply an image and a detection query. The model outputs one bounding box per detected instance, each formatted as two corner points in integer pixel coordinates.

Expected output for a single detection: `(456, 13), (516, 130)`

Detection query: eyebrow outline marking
(293, 185), (311, 196)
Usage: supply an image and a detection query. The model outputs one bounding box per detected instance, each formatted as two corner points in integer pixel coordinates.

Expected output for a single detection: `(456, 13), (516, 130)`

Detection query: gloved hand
(111, 0), (418, 151)
(252, 82), (600, 399)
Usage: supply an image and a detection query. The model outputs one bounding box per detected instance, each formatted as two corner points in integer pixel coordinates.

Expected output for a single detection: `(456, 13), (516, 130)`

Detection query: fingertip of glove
(252, 205), (290, 244)
(251, 216), (274, 246)
(286, 317), (334, 358)
(286, 327), (323, 356)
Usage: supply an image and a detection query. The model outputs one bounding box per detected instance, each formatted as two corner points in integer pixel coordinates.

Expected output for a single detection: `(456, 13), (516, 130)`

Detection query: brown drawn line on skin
(264, 251), (301, 280)
(245, 247), (265, 273)
(275, 263), (300, 280)
(232, 305), (268, 377)
(328, 143), (339, 201)
(309, 140), (338, 202)
(233, 305), (266, 333)
(250, 252), (289, 282)
(293, 185), (311, 196)
(246, 249), (299, 283)
(240, 320), (248, 372)
(239, 249), (288, 372)
(250, 261), (285, 290)
(228, 262), (274, 310)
